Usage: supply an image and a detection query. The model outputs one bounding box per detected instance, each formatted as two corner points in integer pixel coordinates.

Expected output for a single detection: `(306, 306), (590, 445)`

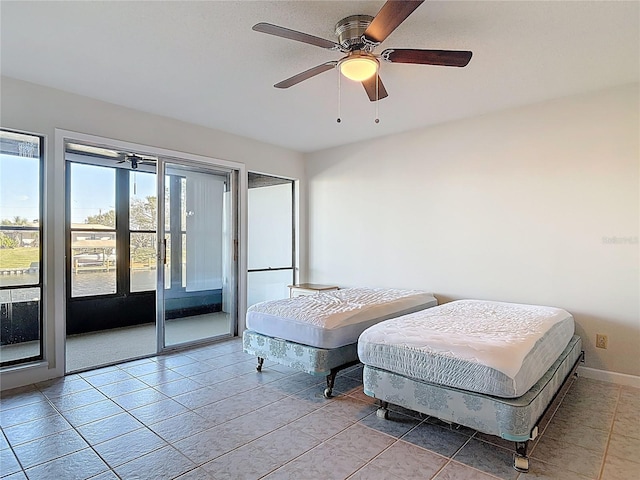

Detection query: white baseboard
(578, 366), (640, 389)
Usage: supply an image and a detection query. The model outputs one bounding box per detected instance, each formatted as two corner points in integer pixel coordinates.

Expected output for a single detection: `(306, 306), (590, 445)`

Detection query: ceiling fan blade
(381, 48), (472, 67)
(253, 23), (341, 51)
(362, 75), (389, 102)
(274, 62), (337, 89)
(363, 1), (424, 44)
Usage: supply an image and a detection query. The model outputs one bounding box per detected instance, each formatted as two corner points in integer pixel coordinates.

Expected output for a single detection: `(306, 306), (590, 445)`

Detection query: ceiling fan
(253, 0), (472, 102)
(65, 142), (157, 169)
(116, 152), (157, 170)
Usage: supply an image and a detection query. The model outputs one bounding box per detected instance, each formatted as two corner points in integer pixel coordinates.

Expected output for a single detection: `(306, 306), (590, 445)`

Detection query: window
(0, 129), (44, 367)
(247, 173), (295, 306)
(69, 163), (117, 297)
(130, 171), (157, 292)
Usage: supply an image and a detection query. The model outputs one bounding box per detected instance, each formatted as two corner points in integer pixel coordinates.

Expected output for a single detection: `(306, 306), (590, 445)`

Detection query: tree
(83, 196), (156, 230)
(0, 216), (35, 249)
(0, 234), (19, 248)
(130, 196), (156, 230)
(85, 210), (116, 228)
(130, 196), (157, 265)
(1, 216), (30, 226)
(81, 197), (158, 265)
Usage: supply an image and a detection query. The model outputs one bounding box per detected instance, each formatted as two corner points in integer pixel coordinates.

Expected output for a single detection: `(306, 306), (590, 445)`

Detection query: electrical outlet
(596, 334), (608, 349)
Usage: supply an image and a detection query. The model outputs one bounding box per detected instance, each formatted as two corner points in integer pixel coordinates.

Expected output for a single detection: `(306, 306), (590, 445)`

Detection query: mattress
(358, 299), (574, 397)
(246, 287), (437, 349)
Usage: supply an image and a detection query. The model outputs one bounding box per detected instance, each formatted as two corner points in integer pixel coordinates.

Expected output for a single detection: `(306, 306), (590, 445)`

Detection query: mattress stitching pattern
(247, 287), (436, 329)
(246, 287), (437, 349)
(358, 300), (575, 397)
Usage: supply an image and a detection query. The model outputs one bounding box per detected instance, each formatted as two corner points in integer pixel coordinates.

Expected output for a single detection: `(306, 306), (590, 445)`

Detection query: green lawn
(0, 247), (39, 269)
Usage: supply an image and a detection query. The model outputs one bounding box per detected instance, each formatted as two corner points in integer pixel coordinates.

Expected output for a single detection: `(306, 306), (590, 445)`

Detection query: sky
(0, 154), (39, 222)
(0, 154), (156, 224)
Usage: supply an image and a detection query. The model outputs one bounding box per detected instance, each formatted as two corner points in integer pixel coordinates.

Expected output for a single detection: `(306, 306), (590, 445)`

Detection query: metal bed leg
(324, 370), (337, 398)
(513, 441), (530, 473)
(376, 401), (389, 419)
(323, 361), (361, 398)
(256, 357), (264, 372)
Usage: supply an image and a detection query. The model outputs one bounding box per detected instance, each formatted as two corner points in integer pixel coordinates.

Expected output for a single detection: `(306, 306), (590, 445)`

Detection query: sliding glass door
(157, 159), (237, 349)
(63, 137), (239, 370)
(65, 149), (158, 371)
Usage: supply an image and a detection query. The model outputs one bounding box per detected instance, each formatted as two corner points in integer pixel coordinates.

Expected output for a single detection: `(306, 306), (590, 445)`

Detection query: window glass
(0, 133), (41, 288)
(0, 129), (44, 366)
(129, 172), (156, 230)
(247, 173), (295, 305)
(70, 163), (116, 228)
(131, 232), (157, 292)
(130, 172), (157, 292)
(69, 163), (117, 297)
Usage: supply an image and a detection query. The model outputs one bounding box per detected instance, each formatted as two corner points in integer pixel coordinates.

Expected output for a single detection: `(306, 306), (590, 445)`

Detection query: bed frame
(243, 289), (438, 398)
(362, 335), (583, 473)
(243, 330), (360, 398)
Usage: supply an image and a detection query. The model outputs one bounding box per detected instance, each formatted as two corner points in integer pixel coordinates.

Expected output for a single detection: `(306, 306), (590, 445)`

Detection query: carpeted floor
(1, 312), (233, 372)
(65, 312), (233, 373)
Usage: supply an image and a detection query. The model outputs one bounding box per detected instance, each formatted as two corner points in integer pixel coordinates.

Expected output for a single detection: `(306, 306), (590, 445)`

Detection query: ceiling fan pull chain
(337, 69), (342, 123)
(375, 70), (380, 124)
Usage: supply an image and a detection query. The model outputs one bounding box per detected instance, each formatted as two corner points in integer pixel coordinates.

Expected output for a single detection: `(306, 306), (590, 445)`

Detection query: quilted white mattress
(246, 287), (437, 349)
(358, 299), (575, 397)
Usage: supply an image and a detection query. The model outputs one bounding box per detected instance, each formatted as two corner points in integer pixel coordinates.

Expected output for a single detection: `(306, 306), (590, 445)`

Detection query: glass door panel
(247, 270), (292, 307)
(65, 146), (157, 372)
(247, 173), (294, 307)
(158, 160), (236, 348)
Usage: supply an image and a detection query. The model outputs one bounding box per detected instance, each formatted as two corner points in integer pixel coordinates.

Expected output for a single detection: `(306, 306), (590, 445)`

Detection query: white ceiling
(1, 1), (638, 153)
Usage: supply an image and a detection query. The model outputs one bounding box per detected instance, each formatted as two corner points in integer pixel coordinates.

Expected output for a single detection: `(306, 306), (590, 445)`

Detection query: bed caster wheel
(513, 455), (529, 473)
(256, 365), (262, 372)
(323, 388), (333, 399)
(256, 357), (264, 372)
(376, 408), (389, 419)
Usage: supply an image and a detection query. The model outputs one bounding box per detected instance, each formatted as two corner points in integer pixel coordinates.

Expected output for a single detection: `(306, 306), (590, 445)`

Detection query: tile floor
(1, 337), (638, 480)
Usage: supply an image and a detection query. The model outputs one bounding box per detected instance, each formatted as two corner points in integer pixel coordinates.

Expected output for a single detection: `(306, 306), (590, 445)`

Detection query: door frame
(64, 162), (157, 338)
(247, 172), (298, 306)
(54, 129), (247, 374)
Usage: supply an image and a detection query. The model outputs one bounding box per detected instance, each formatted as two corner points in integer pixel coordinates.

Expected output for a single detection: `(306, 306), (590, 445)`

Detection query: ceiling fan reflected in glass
(116, 153), (156, 170)
(65, 142), (157, 170)
(253, 0), (473, 102)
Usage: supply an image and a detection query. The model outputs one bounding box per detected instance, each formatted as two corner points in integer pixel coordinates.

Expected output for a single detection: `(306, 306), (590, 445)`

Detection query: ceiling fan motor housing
(335, 15), (374, 51)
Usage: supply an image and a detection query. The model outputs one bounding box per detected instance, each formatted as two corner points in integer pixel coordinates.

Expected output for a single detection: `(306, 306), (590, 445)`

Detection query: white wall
(0, 76), (305, 388)
(306, 83), (639, 379)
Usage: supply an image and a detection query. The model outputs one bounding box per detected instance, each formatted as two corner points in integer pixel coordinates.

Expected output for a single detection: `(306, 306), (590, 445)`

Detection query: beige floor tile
(4, 338), (638, 480)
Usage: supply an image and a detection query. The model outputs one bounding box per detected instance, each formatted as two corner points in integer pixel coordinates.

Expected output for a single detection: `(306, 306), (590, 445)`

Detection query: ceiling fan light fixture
(339, 55), (379, 82)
